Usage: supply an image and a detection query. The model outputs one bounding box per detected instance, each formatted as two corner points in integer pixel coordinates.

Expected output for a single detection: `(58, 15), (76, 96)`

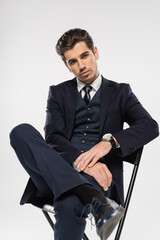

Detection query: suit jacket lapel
(99, 77), (114, 136)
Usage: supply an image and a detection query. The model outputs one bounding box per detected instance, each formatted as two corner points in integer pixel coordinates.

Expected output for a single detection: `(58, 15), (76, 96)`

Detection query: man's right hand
(83, 162), (112, 191)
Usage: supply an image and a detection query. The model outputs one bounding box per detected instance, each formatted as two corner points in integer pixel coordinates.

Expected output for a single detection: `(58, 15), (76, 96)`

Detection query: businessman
(10, 28), (159, 240)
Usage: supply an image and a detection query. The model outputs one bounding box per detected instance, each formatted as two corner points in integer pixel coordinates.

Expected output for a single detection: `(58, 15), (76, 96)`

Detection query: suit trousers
(10, 123), (113, 239)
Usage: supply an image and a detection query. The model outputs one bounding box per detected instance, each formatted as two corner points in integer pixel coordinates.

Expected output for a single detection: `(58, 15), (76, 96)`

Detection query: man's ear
(64, 62), (72, 72)
(93, 46), (99, 60)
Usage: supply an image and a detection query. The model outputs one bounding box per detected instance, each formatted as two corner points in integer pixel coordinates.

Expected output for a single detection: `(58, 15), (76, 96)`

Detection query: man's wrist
(102, 133), (119, 149)
(101, 140), (112, 148)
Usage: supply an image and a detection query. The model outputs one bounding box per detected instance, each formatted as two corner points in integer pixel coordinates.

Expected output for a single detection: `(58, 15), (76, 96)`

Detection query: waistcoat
(71, 87), (101, 153)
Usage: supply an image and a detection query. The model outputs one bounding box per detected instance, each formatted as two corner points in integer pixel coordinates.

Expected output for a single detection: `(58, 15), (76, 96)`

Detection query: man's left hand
(74, 141), (112, 172)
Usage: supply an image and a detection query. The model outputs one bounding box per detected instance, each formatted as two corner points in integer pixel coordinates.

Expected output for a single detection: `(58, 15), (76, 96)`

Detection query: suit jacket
(20, 76), (159, 206)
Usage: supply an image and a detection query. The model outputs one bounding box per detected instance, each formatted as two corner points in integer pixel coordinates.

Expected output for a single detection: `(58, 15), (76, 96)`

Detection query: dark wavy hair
(56, 28), (94, 62)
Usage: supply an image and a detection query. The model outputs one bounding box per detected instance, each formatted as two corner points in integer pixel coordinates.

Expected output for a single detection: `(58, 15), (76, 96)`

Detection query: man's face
(64, 41), (99, 85)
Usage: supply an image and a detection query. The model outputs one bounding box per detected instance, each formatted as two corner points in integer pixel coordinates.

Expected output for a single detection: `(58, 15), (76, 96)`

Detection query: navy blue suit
(43, 76), (158, 202)
(16, 76), (159, 205)
(10, 76), (159, 239)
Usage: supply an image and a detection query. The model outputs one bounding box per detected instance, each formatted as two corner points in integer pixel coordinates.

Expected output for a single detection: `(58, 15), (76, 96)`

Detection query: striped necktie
(83, 86), (92, 105)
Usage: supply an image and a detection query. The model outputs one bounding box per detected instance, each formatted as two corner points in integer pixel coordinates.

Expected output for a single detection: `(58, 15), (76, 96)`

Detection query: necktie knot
(83, 86), (92, 105)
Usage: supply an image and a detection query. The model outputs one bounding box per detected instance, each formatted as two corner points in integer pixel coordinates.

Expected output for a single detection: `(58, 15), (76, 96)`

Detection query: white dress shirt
(76, 73), (102, 99)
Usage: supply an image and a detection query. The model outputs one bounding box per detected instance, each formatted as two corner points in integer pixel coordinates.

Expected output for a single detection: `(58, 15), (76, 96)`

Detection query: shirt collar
(76, 73), (102, 92)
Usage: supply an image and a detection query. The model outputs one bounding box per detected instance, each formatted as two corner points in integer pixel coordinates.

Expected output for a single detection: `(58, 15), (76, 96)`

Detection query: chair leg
(42, 210), (55, 230)
(114, 162), (140, 240)
(83, 233), (89, 240)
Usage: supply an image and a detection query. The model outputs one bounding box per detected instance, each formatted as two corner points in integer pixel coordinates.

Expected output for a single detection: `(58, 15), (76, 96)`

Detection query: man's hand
(84, 162), (112, 191)
(74, 141), (112, 172)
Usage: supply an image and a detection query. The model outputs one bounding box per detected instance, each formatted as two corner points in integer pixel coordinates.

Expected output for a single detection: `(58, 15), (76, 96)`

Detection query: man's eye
(82, 54), (89, 59)
(69, 60), (76, 65)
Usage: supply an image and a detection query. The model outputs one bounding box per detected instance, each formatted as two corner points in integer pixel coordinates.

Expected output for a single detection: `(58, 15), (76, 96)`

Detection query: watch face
(103, 133), (112, 141)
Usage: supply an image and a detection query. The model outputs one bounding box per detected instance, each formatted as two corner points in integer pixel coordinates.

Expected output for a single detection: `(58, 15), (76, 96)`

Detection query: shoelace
(81, 199), (101, 230)
(81, 203), (95, 230)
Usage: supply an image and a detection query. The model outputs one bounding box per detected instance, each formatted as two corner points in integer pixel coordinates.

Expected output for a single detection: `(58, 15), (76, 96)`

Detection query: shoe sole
(99, 206), (124, 240)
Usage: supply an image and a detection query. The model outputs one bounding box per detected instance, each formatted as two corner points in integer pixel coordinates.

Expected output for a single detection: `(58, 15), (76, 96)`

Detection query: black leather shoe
(91, 197), (124, 240)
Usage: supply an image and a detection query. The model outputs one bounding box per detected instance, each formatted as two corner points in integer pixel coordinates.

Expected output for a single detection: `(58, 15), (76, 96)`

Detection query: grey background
(1, 0), (160, 239)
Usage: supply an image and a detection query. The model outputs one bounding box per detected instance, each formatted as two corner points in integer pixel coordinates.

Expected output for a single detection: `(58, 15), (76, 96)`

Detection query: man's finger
(88, 155), (99, 167)
(78, 152), (94, 170)
(74, 152), (86, 165)
(79, 158), (92, 171)
(99, 168), (109, 191)
(103, 166), (112, 187)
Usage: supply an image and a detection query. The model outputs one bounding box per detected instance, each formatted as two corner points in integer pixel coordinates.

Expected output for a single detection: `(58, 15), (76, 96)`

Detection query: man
(10, 28), (159, 240)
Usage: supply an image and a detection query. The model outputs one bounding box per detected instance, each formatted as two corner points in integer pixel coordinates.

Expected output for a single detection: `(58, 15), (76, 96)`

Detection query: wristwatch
(102, 133), (117, 149)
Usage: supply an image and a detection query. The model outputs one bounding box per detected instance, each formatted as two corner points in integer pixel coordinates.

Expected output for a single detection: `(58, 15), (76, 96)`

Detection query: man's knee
(9, 123), (34, 146)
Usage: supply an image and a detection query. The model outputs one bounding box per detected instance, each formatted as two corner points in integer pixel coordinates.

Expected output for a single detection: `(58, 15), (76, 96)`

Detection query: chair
(38, 147), (143, 240)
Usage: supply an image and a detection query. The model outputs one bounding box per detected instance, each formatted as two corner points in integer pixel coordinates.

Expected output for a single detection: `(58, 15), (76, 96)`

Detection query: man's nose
(78, 60), (85, 71)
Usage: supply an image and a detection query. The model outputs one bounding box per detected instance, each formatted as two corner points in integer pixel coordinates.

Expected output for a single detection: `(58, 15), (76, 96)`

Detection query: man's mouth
(80, 70), (91, 77)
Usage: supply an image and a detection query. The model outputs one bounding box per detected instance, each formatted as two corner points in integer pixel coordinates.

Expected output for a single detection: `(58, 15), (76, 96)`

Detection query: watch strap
(109, 136), (117, 149)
